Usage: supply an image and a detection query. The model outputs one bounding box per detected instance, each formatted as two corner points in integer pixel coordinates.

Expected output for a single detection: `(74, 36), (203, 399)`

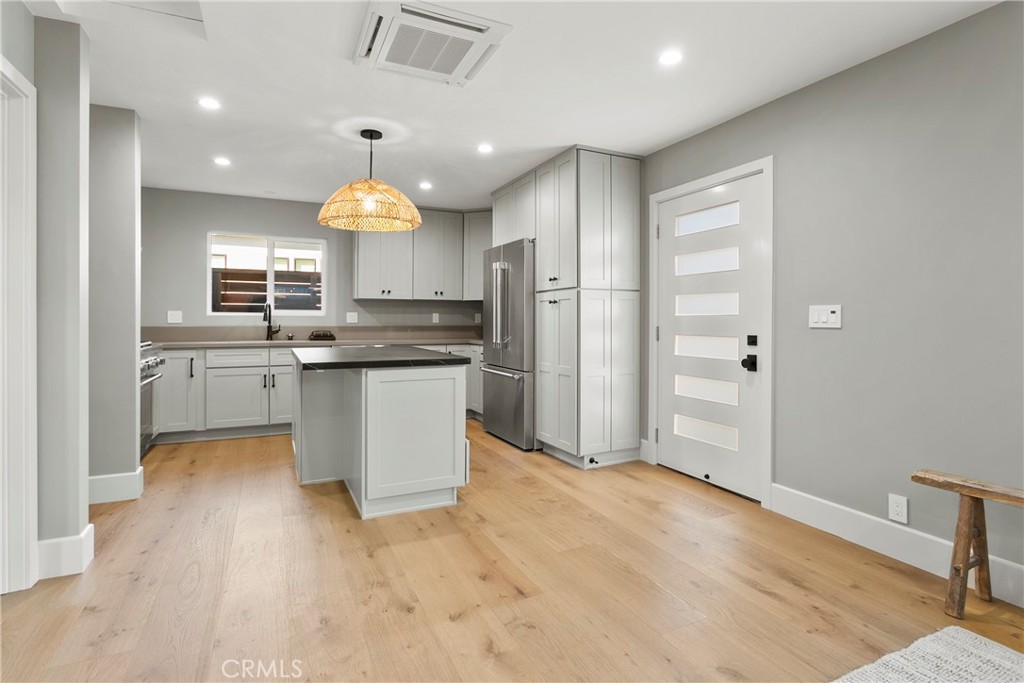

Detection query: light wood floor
(3, 421), (1022, 682)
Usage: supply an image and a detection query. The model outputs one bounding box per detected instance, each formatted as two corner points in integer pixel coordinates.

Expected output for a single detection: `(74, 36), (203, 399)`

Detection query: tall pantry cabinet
(526, 147), (641, 469)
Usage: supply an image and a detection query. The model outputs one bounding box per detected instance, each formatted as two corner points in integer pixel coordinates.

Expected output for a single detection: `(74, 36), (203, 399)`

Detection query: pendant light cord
(368, 136), (374, 179)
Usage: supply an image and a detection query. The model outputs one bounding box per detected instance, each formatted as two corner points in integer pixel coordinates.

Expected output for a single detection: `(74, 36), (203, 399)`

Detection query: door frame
(647, 156), (774, 509)
(1, 55), (39, 593)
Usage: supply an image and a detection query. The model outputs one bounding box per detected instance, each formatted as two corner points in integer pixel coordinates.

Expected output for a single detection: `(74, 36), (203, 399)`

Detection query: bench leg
(972, 497), (992, 602)
(945, 494), (975, 618)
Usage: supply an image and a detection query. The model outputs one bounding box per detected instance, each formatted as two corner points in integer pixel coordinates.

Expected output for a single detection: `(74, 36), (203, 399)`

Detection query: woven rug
(836, 626), (1024, 682)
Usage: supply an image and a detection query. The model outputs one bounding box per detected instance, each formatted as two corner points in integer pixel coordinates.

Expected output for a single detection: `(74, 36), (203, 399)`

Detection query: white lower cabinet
(536, 289), (639, 467)
(206, 366), (271, 428)
(158, 350), (201, 433)
(204, 348), (296, 429)
(269, 365), (293, 424)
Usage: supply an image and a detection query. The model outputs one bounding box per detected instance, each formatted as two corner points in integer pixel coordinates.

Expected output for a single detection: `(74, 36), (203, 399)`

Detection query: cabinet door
(413, 210), (441, 299)
(382, 231), (414, 298)
(578, 289), (610, 456)
(554, 290), (579, 454)
(492, 185), (514, 247)
(439, 212), (464, 300)
(365, 367), (467, 498)
(578, 150), (612, 289)
(611, 156), (641, 291)
(354, 233), (384, 299)
(535, 160), (557, 291)
(512, 172), (537, 241)
(462, 211), (491, 300)
(610, 291), (640, 451)
(469, 350), (483, 414)
(206, 366), (269, 428)
(554, 150), (578, 289)
(269, 365), (294, 424)
(158, 351), (198, 432)
(535, 294), (558, 444)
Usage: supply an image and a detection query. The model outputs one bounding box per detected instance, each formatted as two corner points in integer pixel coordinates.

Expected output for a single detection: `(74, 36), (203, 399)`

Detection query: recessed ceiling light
(658, 50), (683, 66)
(477, 143), (493, 154)
(213, 156), (231, 166)
(419, 181), (433, 190)
(198, 96), (221, 110)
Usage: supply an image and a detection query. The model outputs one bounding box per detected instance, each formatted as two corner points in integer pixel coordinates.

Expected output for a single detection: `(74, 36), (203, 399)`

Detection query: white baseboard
(89, 466), (144, 504)
(639, 438), (656, 465)
(772, 484), (1023, 608)
(38, 523), (94, 580)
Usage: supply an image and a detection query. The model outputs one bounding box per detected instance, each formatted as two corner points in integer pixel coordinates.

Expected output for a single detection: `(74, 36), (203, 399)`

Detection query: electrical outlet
(432, 312), (439, 324)
(888, 493), (908, 524)
(345, 311), (358, 324)
(474, 313), (481, 324)
(167, 310), (182, 324)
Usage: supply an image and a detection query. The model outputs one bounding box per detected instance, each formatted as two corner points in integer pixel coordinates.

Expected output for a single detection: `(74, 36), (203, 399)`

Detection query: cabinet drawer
(206, 348), (270, 368)
(270, 348), (296, 366)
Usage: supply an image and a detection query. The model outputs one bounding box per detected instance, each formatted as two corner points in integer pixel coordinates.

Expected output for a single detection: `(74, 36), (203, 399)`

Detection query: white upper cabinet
(354, 231), (414, 299)
(536, 150), (578, 292)
(492, 170), (537, 246)
(414, 210), (464, 300)
(462, 211), (492, 301)
(610, 156), (641, 290)
(535, 149), (639, 293)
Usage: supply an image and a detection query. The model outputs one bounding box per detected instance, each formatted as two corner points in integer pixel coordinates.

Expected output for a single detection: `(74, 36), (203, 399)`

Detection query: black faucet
(263, 302), (281, 340)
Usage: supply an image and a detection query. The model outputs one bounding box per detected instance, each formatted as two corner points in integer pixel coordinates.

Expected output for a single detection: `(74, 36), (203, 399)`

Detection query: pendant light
(318, 129), (422, 232)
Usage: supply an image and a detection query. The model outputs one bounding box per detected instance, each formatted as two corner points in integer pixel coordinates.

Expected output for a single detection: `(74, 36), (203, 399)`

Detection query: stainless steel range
(140, 341), (165, 457)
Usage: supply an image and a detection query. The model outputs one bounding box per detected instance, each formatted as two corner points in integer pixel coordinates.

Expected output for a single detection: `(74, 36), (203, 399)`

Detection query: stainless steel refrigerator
(482, 239), (537, 450)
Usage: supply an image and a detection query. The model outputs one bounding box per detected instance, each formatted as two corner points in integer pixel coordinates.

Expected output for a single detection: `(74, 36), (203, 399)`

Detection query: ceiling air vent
(353, 2), (511, 87)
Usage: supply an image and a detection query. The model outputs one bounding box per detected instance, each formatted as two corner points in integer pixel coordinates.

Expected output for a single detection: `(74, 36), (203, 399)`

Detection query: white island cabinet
(291, 346), (469, 519)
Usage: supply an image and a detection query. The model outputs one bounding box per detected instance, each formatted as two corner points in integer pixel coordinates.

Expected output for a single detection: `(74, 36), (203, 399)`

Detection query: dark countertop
(293, 345), (471, 370)
(158, 338), (483, 350)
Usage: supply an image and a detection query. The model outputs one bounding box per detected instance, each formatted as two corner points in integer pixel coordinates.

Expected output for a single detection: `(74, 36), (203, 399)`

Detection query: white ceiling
(33, 1), (992, 210)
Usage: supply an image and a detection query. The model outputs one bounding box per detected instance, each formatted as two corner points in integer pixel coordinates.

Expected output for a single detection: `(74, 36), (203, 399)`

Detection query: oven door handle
(140, 373), (162, 387)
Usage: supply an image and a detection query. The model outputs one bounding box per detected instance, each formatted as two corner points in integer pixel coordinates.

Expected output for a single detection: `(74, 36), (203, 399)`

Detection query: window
(208, 233), (326, 315)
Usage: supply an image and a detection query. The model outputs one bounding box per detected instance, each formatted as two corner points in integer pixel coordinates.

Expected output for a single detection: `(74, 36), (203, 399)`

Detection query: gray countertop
(157, 338), (483, 350)
(292, 345), (471, 370)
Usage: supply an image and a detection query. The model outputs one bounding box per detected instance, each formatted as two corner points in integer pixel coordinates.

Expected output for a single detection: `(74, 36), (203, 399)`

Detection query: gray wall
(1, 0), (34, 83)
(142, 188), (482, 329)
(35, 17), (90, 541)
(90, 105), (140, 479)
(643, 3), (1023, 562)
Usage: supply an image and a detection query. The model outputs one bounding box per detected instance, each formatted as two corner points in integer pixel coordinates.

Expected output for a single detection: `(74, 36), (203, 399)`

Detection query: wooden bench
(911, 469), (1024, 619)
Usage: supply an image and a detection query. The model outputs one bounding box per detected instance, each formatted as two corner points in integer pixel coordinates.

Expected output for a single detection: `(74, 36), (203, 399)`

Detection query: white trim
(38, 524), (95, 581)
(1, 55), (39, 594)
(639, 438), (655, 465)
(772, 484), (1024, 608)
(205, 231), (329, 318)
(89, 466), (144, 504)
(647, 156), (775, 509)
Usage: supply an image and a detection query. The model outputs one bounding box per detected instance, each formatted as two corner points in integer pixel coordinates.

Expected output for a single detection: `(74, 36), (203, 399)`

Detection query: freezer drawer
(482, 364), (536, 450)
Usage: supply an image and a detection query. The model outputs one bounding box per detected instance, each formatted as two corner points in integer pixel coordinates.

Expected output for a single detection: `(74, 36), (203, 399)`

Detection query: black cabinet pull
(548, 276), (558, 282)
(740, 355), (758, 372)
(440, 291), (443, 296)
(435, 290), (438, 296)
(387, 289), (391, 295)
(381, 289), (385, 294)
(272, 374), (276, 388)
(263, 374), (267, 388)
(189, 357), (194, 378)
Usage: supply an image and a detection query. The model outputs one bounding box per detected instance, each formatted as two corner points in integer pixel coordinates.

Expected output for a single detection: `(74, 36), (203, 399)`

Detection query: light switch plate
(345, 312), (358, 324)
(432, 313), (440, 324)
(474, 313), (482, 323)
(809, 304), (842, 328)
(167, 310), (183, 324)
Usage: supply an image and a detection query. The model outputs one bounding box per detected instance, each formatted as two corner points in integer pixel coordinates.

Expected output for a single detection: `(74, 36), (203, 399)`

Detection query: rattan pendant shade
(318, 129), (422, 232)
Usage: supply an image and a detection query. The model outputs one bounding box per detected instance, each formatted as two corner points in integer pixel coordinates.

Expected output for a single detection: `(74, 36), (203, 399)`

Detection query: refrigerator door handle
(491, 262), (502, 348)
(481, 366), (522, 381)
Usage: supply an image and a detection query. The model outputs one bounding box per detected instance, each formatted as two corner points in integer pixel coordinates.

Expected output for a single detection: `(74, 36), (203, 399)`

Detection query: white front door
(655, 161), (772, 502)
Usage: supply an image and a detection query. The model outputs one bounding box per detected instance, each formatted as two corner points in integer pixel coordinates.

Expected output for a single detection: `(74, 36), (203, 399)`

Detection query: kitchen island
(291, 346), (470, 519)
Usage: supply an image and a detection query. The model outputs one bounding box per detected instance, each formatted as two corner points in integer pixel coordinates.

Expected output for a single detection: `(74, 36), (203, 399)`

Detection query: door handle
(271, 373), (276, 388)
(481, 366), (522, 381)
(263, 373), (267, 388)
(741, 355), (758, 372)
(140, 373), (162, 387)
(189, 357), (194, 378)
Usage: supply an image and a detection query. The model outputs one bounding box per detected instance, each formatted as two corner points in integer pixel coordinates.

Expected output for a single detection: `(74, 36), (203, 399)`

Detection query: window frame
(206, 231), (328, 317)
